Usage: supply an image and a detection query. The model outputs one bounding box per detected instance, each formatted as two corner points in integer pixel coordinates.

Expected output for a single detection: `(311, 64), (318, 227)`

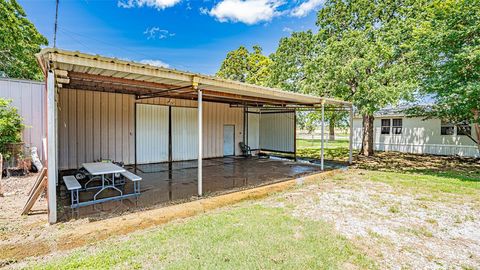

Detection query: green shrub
(0, 98), (24, 158)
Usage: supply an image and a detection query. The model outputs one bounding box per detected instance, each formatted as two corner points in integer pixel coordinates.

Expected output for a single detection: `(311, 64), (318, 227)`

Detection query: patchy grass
(355, 152), (480, 181)
(26, 205), (374, 270)
(296, 139), (349, 149)
(296, 139), (350, 161)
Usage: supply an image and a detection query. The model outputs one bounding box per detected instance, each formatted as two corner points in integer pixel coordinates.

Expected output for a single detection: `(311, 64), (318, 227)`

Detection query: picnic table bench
(64, 162), (142, 211)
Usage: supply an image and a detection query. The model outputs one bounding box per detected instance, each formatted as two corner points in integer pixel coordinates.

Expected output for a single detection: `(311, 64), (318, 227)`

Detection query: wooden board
(28, 167), (47, 197)
(22, 176), (47, 215)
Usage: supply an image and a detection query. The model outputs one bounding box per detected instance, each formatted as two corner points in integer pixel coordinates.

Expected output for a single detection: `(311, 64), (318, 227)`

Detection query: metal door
(223, 125), (235, 156)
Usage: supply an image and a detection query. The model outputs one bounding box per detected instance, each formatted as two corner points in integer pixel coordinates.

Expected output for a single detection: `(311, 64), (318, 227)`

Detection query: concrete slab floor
(57, 156), (335, 221)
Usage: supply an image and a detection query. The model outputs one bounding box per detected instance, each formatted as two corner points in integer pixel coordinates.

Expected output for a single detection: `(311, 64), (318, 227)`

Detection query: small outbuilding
(36, 48), (353, 223)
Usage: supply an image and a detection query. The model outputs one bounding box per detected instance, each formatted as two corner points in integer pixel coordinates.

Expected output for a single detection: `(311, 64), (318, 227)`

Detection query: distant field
(296, 138), (350, 161)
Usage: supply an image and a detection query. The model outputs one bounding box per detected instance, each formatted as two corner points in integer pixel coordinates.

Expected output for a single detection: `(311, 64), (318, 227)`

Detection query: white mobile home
(352, 108), (479, 158)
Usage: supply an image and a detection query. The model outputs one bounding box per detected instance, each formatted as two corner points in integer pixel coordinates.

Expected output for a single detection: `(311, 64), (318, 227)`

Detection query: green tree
(270, 31), (349, 140)
(0, 98), (23, 157)
(413, 0), (480, 150)
(0, 0), (48, 80)
(269, 31), (319, 92)
(217, 45), (272, 86)
(305, 0), (423, 156)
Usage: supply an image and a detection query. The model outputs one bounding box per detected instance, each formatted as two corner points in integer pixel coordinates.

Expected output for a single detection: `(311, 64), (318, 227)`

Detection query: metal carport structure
(36, 48), (353, 223)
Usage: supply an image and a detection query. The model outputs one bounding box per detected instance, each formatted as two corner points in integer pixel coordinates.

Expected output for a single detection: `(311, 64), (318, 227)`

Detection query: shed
(36, 48), (353, 223)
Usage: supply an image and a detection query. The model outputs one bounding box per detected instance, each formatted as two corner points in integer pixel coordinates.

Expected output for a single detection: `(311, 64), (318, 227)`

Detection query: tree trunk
(329, 120), (335, 141)
(473, 109), (480, 151)
(360, 114), (375, 156)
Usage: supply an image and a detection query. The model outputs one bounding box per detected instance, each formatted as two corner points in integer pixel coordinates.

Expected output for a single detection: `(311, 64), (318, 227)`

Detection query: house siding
(353, 116), (479, 157)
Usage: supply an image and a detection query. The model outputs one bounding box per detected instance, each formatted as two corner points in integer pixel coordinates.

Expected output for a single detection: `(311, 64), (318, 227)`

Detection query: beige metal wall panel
(57, 89), (135, 170)
(247, 113), (259, 149)
(0, 78), (46, 160)
(259, 112), (295, 152)
(172, 106), (199, 161)
(136, 104), (169, 164)
(58, 91), (245, 169)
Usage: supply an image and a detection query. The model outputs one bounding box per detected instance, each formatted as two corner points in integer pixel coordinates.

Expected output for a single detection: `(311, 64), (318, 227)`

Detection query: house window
(441, 120), (454, 135)
(457, 121), (472, 136)
(381, 119), (391, 134)
(392, 119), (403, 134)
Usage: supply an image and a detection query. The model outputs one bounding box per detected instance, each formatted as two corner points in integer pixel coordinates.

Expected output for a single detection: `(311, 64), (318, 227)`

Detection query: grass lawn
(296, 138), (350, 161)
(13, 152), (480, 269)
(27, 205), (373, 270)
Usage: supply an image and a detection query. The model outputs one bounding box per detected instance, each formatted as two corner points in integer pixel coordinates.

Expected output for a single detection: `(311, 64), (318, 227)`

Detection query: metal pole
(47, 71), (57, 223)
(349, 105), (354, 164)
(321, 102), (325, 170)
(197, 89), (203, 196)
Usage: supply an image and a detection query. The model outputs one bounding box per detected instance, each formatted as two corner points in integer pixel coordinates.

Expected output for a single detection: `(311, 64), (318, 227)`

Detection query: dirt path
(262, 169), (480, 269)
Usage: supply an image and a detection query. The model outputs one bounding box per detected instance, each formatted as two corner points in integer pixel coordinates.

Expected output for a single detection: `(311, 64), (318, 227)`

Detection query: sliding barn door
(172, 107), (198, 161)
(136, 104), (169, 164)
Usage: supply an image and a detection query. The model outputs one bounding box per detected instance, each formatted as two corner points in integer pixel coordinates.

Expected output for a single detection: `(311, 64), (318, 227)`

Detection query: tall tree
(217, 45), (272, 86)
(305, 0), (422, 156)
(269, 31), (348, 140)
(413, 0), (480, 150)
(269, 31), (319, 92)
(0, 0), (48, 80)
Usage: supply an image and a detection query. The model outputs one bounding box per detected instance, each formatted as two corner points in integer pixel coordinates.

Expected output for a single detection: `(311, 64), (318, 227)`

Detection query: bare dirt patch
(263, 169), (480, 269)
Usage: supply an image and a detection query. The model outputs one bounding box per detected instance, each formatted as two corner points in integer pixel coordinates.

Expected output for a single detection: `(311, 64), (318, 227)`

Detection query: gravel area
(263, 170), (480, 270)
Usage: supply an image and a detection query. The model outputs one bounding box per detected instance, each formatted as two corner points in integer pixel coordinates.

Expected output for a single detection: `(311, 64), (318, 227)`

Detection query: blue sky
(19, 0), (323, 75)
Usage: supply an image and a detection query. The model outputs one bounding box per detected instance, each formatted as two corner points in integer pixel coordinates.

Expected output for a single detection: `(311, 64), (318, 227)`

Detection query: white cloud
(208, 0), (283, 25)
(143, 27), (175, 39)
(282, 26), (293, 32)
(291, 0), (324, 17)
(139, 59), (170, 68)
(118, 0), (181, 10)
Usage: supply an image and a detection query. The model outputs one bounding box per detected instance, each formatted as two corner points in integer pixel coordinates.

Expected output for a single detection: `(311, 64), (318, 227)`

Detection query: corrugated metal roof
(36, 48), (351, 107)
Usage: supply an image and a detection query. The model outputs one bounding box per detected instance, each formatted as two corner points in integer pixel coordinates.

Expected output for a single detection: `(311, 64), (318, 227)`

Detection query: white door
(172, 107), (198, 161)
(136, 104), (169, 164)
(223, 125), (235, 156)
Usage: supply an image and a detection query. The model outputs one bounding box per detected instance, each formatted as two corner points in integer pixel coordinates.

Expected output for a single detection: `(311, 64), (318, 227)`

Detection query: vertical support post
(321, 101), (325, 170)
(47, 71), (57, 224)
(349, 105), (354, 164)
(294, 110), (297, 161)
(197, 89), (203, 196)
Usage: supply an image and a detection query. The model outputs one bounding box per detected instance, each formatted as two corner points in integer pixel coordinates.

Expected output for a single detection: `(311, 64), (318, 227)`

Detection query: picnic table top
(82, 162), (126, 175)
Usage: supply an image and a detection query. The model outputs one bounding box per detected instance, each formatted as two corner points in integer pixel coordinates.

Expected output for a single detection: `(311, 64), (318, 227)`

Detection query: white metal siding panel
(259, 112), (295, 152)
(247, 113), (259, 149)
(138, 98), (244, 158)
(136, 104), (169, 164)
(172, 106), (198, 161)
(352, 117), (479, 157)
(0, 78), (46, 160)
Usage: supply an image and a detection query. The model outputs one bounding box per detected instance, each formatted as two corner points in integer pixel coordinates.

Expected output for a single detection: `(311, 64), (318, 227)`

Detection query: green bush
(0, 98), (24, 157)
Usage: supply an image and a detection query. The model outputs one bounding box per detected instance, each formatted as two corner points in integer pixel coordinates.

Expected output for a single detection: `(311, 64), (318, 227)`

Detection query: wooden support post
(349, 105), (354, 164)
(197, 89), (203, 196)
(47, 71), (57, 224)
